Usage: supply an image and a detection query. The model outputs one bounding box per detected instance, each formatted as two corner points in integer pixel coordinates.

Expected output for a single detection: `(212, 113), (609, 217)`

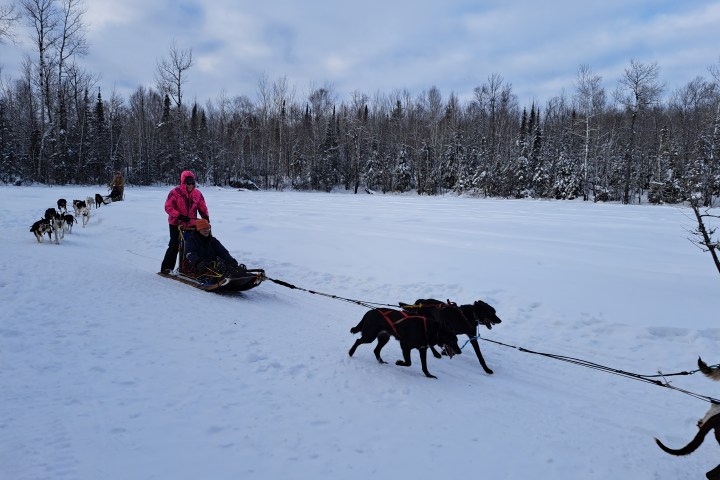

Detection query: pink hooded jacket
(164, 170), (209, 227)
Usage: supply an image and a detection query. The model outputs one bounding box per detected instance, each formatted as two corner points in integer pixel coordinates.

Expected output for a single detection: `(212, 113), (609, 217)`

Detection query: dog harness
(375, 308), (428, 338)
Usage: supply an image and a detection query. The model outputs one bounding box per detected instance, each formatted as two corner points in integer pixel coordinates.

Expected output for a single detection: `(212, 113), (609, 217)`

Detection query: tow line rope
(264, 276), (399, 310)
(473, 334), (720, 404)
(151, 269), (719, 405)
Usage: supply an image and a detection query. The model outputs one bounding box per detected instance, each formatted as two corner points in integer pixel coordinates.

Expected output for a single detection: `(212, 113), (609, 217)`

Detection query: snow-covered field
(1, 184), (719, 480)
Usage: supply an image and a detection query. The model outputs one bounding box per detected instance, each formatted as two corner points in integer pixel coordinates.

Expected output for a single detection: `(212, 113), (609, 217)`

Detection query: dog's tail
(655, 412), (720, 456)
(699, 357), (720, 381)
(350, 318), (364, 334)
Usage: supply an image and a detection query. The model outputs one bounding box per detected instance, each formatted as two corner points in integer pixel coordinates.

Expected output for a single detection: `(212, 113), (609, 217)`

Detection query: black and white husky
(63, 214), (75, 233)
(57, 198), (67, 214)
(30, 219), (51, 243)
(51, 215), (63, 243)
(44, 208), (63, 244)
(72, 200), (87, 218)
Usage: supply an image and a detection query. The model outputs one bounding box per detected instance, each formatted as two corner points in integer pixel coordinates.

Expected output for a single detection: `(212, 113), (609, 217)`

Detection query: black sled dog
(655, 357), (720, 480)
(400, 298), (502, 374)
(348, 308), (461, 379)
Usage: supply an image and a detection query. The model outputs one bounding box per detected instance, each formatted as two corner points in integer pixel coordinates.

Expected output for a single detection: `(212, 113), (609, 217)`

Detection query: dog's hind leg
(348, 339), (364, 357)
(469, 338), (494, 374)
(349, 331), (379, 358)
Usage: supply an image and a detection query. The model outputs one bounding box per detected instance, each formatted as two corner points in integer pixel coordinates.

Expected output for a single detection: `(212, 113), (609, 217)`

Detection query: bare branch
(614, 59), (664, 112)
(0, 2), (20, 43)
(155, 40), (193, 108)
(689, 199), (720, 275)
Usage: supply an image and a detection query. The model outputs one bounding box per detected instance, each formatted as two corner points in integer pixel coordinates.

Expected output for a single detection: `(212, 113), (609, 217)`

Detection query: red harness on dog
(376, 308), (427, 337)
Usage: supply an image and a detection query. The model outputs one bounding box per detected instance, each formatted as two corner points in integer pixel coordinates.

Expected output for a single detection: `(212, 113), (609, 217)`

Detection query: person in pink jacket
(160, 170), (210, 273)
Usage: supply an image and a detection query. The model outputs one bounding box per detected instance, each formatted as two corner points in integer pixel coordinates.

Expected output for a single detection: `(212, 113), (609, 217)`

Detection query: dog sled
(159, 227), (265, 293)
(105, 186), (123, 203)
(157, 268), (265, 292)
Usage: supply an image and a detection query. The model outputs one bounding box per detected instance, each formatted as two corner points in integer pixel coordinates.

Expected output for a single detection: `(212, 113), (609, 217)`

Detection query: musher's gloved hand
(178, 214), (190, 223)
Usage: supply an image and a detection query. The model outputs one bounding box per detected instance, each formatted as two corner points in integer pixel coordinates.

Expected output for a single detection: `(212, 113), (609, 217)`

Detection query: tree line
(1, 0), (720, 207)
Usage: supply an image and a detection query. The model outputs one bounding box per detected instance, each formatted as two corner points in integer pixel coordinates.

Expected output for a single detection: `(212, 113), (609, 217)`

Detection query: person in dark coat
(182, 219), (245, 277)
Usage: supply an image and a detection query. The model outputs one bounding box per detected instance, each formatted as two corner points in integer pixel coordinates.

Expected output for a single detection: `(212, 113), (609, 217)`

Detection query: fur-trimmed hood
(180, 170), (196, 185)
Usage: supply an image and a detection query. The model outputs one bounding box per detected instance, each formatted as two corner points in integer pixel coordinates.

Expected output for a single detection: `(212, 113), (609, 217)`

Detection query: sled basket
(176, 227), (264, 292)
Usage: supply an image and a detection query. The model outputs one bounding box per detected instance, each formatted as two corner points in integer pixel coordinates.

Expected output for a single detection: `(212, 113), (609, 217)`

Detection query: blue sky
(2, 0), (719, 108)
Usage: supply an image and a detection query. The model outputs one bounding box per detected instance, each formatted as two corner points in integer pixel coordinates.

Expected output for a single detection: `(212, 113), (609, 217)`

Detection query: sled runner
(157, 268), (265, 292)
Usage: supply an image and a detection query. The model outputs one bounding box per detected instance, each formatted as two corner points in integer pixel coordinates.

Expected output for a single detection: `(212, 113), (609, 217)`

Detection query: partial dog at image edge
(699, 357), (720, 381)
(347, 307), (461, 379)
(655, 413), (720, 480)
(654, 357), (720, 480)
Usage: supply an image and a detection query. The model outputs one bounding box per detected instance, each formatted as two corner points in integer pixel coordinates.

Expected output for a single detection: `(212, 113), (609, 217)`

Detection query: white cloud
(2, 0), (719, 107)
(84, 0), (145, 31)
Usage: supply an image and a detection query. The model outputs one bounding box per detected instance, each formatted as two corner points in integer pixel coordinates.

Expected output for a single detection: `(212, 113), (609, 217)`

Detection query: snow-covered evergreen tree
(363, 141), (383, 192)
(551, 149), (581, 199)
(0, 100), (20, 183)
(393, 147), (412, 192)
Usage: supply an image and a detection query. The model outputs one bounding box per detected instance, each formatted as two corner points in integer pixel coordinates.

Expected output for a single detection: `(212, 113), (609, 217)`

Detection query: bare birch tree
(20, 0), (59, 180)
(155, 40), (193, 108)
(56, 0), (87, 128)
(614, 60), (663, 204)
(574, 64), (606, 200)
